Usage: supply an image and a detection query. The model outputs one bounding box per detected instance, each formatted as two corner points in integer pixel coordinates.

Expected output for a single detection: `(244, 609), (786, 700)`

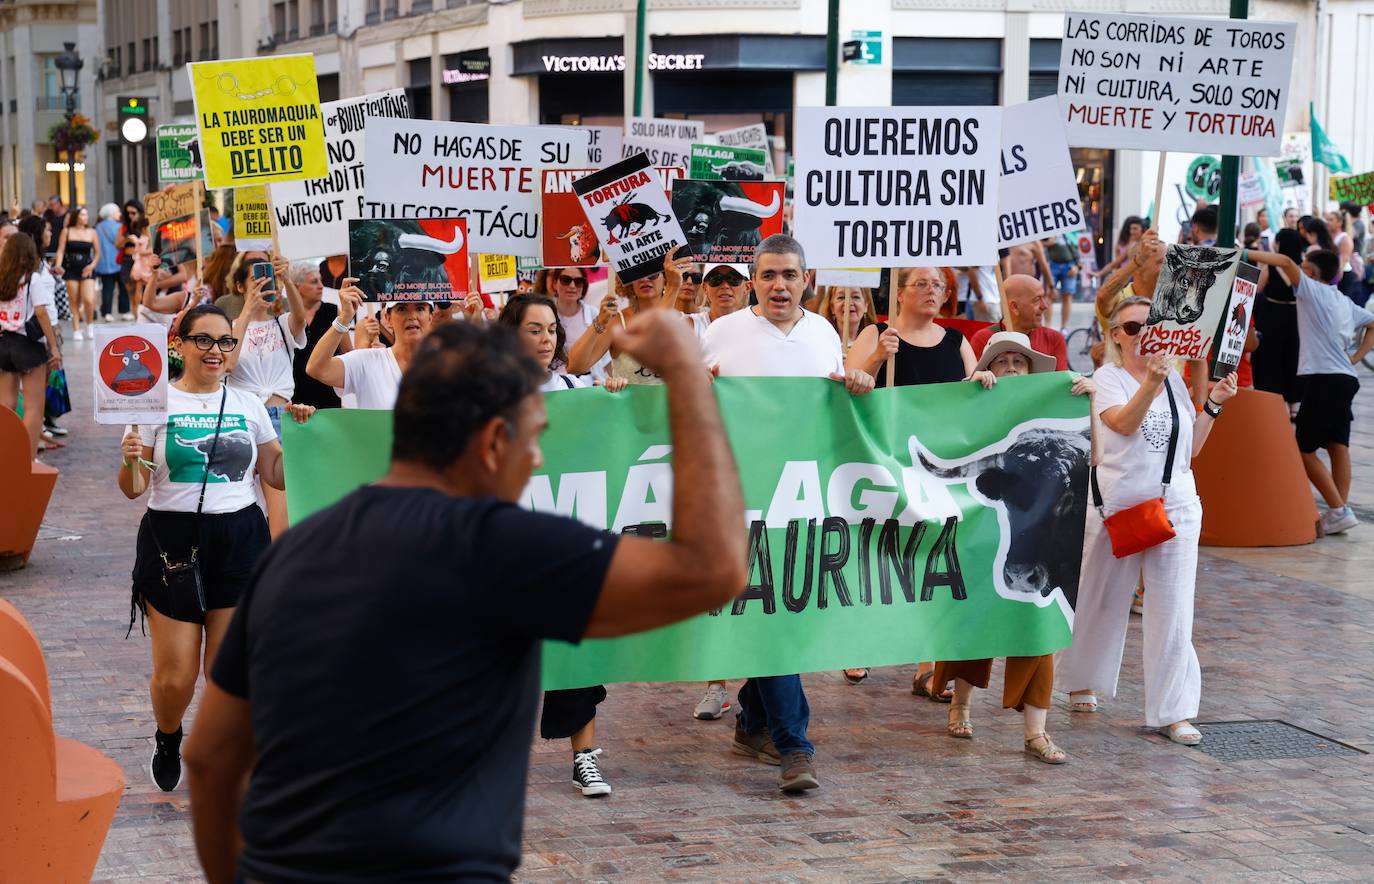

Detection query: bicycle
(1064, 322), (1102, 376)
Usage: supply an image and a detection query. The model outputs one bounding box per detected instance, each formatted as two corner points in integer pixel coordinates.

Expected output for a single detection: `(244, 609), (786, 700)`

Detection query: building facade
(0, 0), (100, 213)
(72, 0), (1374, 251)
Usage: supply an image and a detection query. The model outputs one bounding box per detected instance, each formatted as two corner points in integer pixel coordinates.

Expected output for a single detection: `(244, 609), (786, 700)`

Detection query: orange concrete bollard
(1192, 388), (1318, 547)
(0, 408), (58, 570)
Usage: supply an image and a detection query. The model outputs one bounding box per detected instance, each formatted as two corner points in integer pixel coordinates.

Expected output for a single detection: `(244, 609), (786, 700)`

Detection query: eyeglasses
(556, 274), (586, 288)
(184, 334), (239, 352)
(1112, 320), (1144, 336)
(903, 281), (946, 293)
(705, 273), (743, 286)
(683, 272), (703, 284)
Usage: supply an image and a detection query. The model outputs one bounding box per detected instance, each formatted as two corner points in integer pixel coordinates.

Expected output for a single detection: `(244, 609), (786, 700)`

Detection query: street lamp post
(54, 42), (83, 212)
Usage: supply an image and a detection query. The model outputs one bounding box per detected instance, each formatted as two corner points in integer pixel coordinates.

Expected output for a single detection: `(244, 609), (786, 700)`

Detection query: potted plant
(47, 113), (100, 156)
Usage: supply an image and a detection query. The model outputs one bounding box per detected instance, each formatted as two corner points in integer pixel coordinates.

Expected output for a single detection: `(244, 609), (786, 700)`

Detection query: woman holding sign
(1058, 296), (1238, 746)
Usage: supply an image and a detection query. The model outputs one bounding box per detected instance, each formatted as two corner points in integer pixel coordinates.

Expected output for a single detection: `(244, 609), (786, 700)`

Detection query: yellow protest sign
(478, 254), (517, 293)
(188, 54), (327, 189)
(233, 186), (274, 252)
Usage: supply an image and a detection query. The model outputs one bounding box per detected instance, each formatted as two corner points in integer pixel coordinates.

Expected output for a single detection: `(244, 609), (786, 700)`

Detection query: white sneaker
(122, 312), (135, 321)
(1321, 506), (1358, 535)
(103, 313), (114, 322)
(693, 683), (732, 720)
(71, 329), (84, 341)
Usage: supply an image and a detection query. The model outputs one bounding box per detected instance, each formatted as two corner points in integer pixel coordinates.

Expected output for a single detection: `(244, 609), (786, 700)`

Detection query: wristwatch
(1203, 398), (1223, 418)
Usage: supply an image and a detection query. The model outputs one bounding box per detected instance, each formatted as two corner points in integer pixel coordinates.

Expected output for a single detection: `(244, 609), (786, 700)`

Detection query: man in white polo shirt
(700, 234), (874, 794)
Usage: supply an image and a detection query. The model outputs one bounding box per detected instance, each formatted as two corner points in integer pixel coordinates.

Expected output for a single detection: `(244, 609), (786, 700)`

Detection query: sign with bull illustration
(541, 166), (684, 268)
(1138, 243), (1245, 362)
(92, 325), (169, 425)
(281, 373), (1088, 689)
(348, 218), (470, 302)
(671, 179), (785, 266)
(572, 153), (688, 284)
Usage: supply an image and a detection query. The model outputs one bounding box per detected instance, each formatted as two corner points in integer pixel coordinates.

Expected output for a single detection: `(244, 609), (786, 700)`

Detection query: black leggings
(99, 272), (129, 316)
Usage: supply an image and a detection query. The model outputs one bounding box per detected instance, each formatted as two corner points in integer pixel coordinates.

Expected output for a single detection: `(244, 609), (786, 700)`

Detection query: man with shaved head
(968, 273), (1069, 370)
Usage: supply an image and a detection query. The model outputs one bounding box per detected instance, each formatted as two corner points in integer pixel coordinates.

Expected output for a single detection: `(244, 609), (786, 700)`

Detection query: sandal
(842, 668), (869, 684)
(1069, 692), (1098, 713)
(947, 702), (973, 738)
(1024, 733), (1068, 764)
(911, 671), (953, 703)
(1159, 721), (1203, 746)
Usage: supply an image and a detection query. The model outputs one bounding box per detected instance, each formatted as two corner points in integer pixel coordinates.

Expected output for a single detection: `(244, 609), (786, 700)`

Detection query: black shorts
(0, 330), (47, 374)
(1295, 373), (1360, 452)
(131, 505), (269, 625)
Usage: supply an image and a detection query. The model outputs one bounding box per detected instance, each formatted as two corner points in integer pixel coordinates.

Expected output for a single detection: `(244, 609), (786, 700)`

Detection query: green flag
(1310, 103), (1352, 174)
(282, 375), (1089, 690)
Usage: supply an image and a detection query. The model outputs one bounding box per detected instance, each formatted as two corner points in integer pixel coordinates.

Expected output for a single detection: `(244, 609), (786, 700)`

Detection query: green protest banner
(283, 375), (1088, 690)
(1329, 171), (1374, 205)
(689, 143), (769, 181)
(157, 123), (202, 183)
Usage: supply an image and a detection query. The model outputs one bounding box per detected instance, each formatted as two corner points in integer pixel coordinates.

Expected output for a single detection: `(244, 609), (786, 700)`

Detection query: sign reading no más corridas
(283, 375), (1089, 690)
(157, 123), (203, 183)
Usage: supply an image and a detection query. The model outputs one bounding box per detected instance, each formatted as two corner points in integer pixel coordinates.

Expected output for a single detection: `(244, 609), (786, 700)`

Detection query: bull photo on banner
(1139, 243), (1242, 361)
(92, 324), (169, 425)
(573, 153), (688, 284)
(348, 218), (470, 302)
(671, 179), (785, 266)
(689, 143), (770, 181)
(282, 374), (1089, 690)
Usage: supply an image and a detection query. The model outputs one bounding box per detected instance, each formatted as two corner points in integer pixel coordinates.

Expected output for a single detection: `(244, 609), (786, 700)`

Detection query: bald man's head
(1003, 274), (1047, 333)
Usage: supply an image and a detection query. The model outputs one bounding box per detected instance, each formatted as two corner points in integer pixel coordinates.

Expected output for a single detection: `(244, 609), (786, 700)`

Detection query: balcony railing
(36, 95), (69, 111)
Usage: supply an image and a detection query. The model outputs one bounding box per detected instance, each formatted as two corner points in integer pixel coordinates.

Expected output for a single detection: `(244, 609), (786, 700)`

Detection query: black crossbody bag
(147, 386), (227, 619)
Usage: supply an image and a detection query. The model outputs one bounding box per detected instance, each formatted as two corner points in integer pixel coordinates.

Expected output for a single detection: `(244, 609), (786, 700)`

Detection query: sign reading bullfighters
(671, 179), (785, 266)
(348, 218), (469, 302)
(1056, 12), (1296, 155)
(269, 89), (409, 261)
(573, 153), (688, 284)
(93, 324), (168, 425)
(362, 117), (591, 257)
(792, 106), (1002, 268)
(187, 54), (328, 188)
(1139, 243), (1242, 360)
(689, 143), (769, 181)
(714, 122), (775, 174)
(997, 97), (1083, 247)
(283, 374), (1088, 689)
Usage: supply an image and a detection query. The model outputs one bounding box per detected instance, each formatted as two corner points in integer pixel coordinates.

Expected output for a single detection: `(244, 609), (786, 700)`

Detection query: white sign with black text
(583, 126), (623, 167)
(573, 153), (688, 284)
(1057, 12), (1296, 155)
(361, 117), (591, 256)
(792, 106), (1002, 268)
(627, 117), (705, 143)
(620, 135), (692, 169)
(714, 122), (775, 174)
(997, 97), (1084, 247)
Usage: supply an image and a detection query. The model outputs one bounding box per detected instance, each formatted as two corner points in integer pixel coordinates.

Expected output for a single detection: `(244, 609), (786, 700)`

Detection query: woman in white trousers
(1059, 296), (1238, 745)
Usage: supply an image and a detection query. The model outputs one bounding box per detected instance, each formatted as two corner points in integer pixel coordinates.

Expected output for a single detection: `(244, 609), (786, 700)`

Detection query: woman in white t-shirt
(306, 278), (434, 409)
(0, 233), (61, 456)
(1058, 297), (1238, 746)
(498, 294), (627, 394)
(117, 303), (305, 792)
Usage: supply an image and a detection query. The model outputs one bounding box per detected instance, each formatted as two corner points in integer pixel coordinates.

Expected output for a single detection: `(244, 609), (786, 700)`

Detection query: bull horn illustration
(718, 192), (781, 218)
(107, 338), (151, 357)
(397, 229), (465, 255)
(914, 445), (1003, 480)
(556, 228), (577, 240)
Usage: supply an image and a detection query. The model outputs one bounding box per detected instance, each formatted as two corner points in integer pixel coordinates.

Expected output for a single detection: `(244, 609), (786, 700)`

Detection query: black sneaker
(572, 747), (612, 797)
(150, 726), (183, 791)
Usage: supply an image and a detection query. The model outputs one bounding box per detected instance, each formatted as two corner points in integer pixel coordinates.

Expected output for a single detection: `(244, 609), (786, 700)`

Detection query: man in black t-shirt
(184, 314), (746, 883)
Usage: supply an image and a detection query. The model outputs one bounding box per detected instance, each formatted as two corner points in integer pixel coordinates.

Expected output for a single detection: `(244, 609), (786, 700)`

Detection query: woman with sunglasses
(118, 303), (305, 792)
(566, 249), (693, 383)
(537, 267), (596, 350)
(1059, 296), (1237, 746)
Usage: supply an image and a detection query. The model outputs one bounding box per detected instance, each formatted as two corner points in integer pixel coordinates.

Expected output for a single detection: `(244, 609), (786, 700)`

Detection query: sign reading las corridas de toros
(792, 106), (1002, 268)
(1057, 12), (1296, 155)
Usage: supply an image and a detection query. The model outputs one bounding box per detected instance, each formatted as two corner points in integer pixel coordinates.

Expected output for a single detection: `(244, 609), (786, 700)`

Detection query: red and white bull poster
(92, 324), (169, 425)
(1139, 243), (1241, 361)
(670, 179), (785, 266)
(542, 166), (684, 268)
(348, 218), (470, 302)
(572, 154), (688, 284)
(1211, 260), (1259, 380)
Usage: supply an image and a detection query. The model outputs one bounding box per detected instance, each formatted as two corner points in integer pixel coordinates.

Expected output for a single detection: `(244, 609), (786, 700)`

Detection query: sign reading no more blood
(1057, 12), (1296, 156)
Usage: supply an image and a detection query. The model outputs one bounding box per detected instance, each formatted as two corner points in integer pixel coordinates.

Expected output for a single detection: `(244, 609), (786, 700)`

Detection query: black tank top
(873, 322), (966, 387)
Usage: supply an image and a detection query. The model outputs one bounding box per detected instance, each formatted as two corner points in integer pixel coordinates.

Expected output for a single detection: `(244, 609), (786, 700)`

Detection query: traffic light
(119, 96), (149, 144)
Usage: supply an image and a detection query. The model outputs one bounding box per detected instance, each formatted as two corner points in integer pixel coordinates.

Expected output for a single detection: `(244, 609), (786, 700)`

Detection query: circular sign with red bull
(99, 334), (163, 396)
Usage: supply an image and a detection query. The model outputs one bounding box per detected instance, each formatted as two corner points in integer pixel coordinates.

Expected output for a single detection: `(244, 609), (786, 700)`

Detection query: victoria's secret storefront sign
(540, 53), (706, 72)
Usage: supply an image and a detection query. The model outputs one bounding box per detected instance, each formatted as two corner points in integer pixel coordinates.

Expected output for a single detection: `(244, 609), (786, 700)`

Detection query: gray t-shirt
(1295, 273), (1374, 377)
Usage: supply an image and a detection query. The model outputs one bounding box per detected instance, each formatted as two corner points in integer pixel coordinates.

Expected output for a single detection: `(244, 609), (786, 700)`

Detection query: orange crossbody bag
(1091, 379), (1179, 558)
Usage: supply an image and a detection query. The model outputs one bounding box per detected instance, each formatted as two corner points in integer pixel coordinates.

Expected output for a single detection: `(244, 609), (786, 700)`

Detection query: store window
(891, 38), (1000, 106)
(444, 51), (490, 123)
(1029, 39), (1060, 100)
(407, 58), (432, 121)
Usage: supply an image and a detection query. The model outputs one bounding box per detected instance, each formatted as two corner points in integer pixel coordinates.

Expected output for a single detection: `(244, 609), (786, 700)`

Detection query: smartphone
(252, 261), (277, 301)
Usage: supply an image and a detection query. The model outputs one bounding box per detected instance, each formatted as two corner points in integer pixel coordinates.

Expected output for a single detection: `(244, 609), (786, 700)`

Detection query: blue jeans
(1049, 260), (1078, 296)
(265, 404), (284, 437)
(736, 675), (813, 757)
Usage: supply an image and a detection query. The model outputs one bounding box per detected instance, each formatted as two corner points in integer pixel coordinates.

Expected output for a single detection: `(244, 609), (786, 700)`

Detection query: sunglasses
(556, 274), (586, 288)
(184, 334), (239, 352)
(1114, 320), (1144, 336)
(705, 273), (743, 286)
(683, 272), (703, 284)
